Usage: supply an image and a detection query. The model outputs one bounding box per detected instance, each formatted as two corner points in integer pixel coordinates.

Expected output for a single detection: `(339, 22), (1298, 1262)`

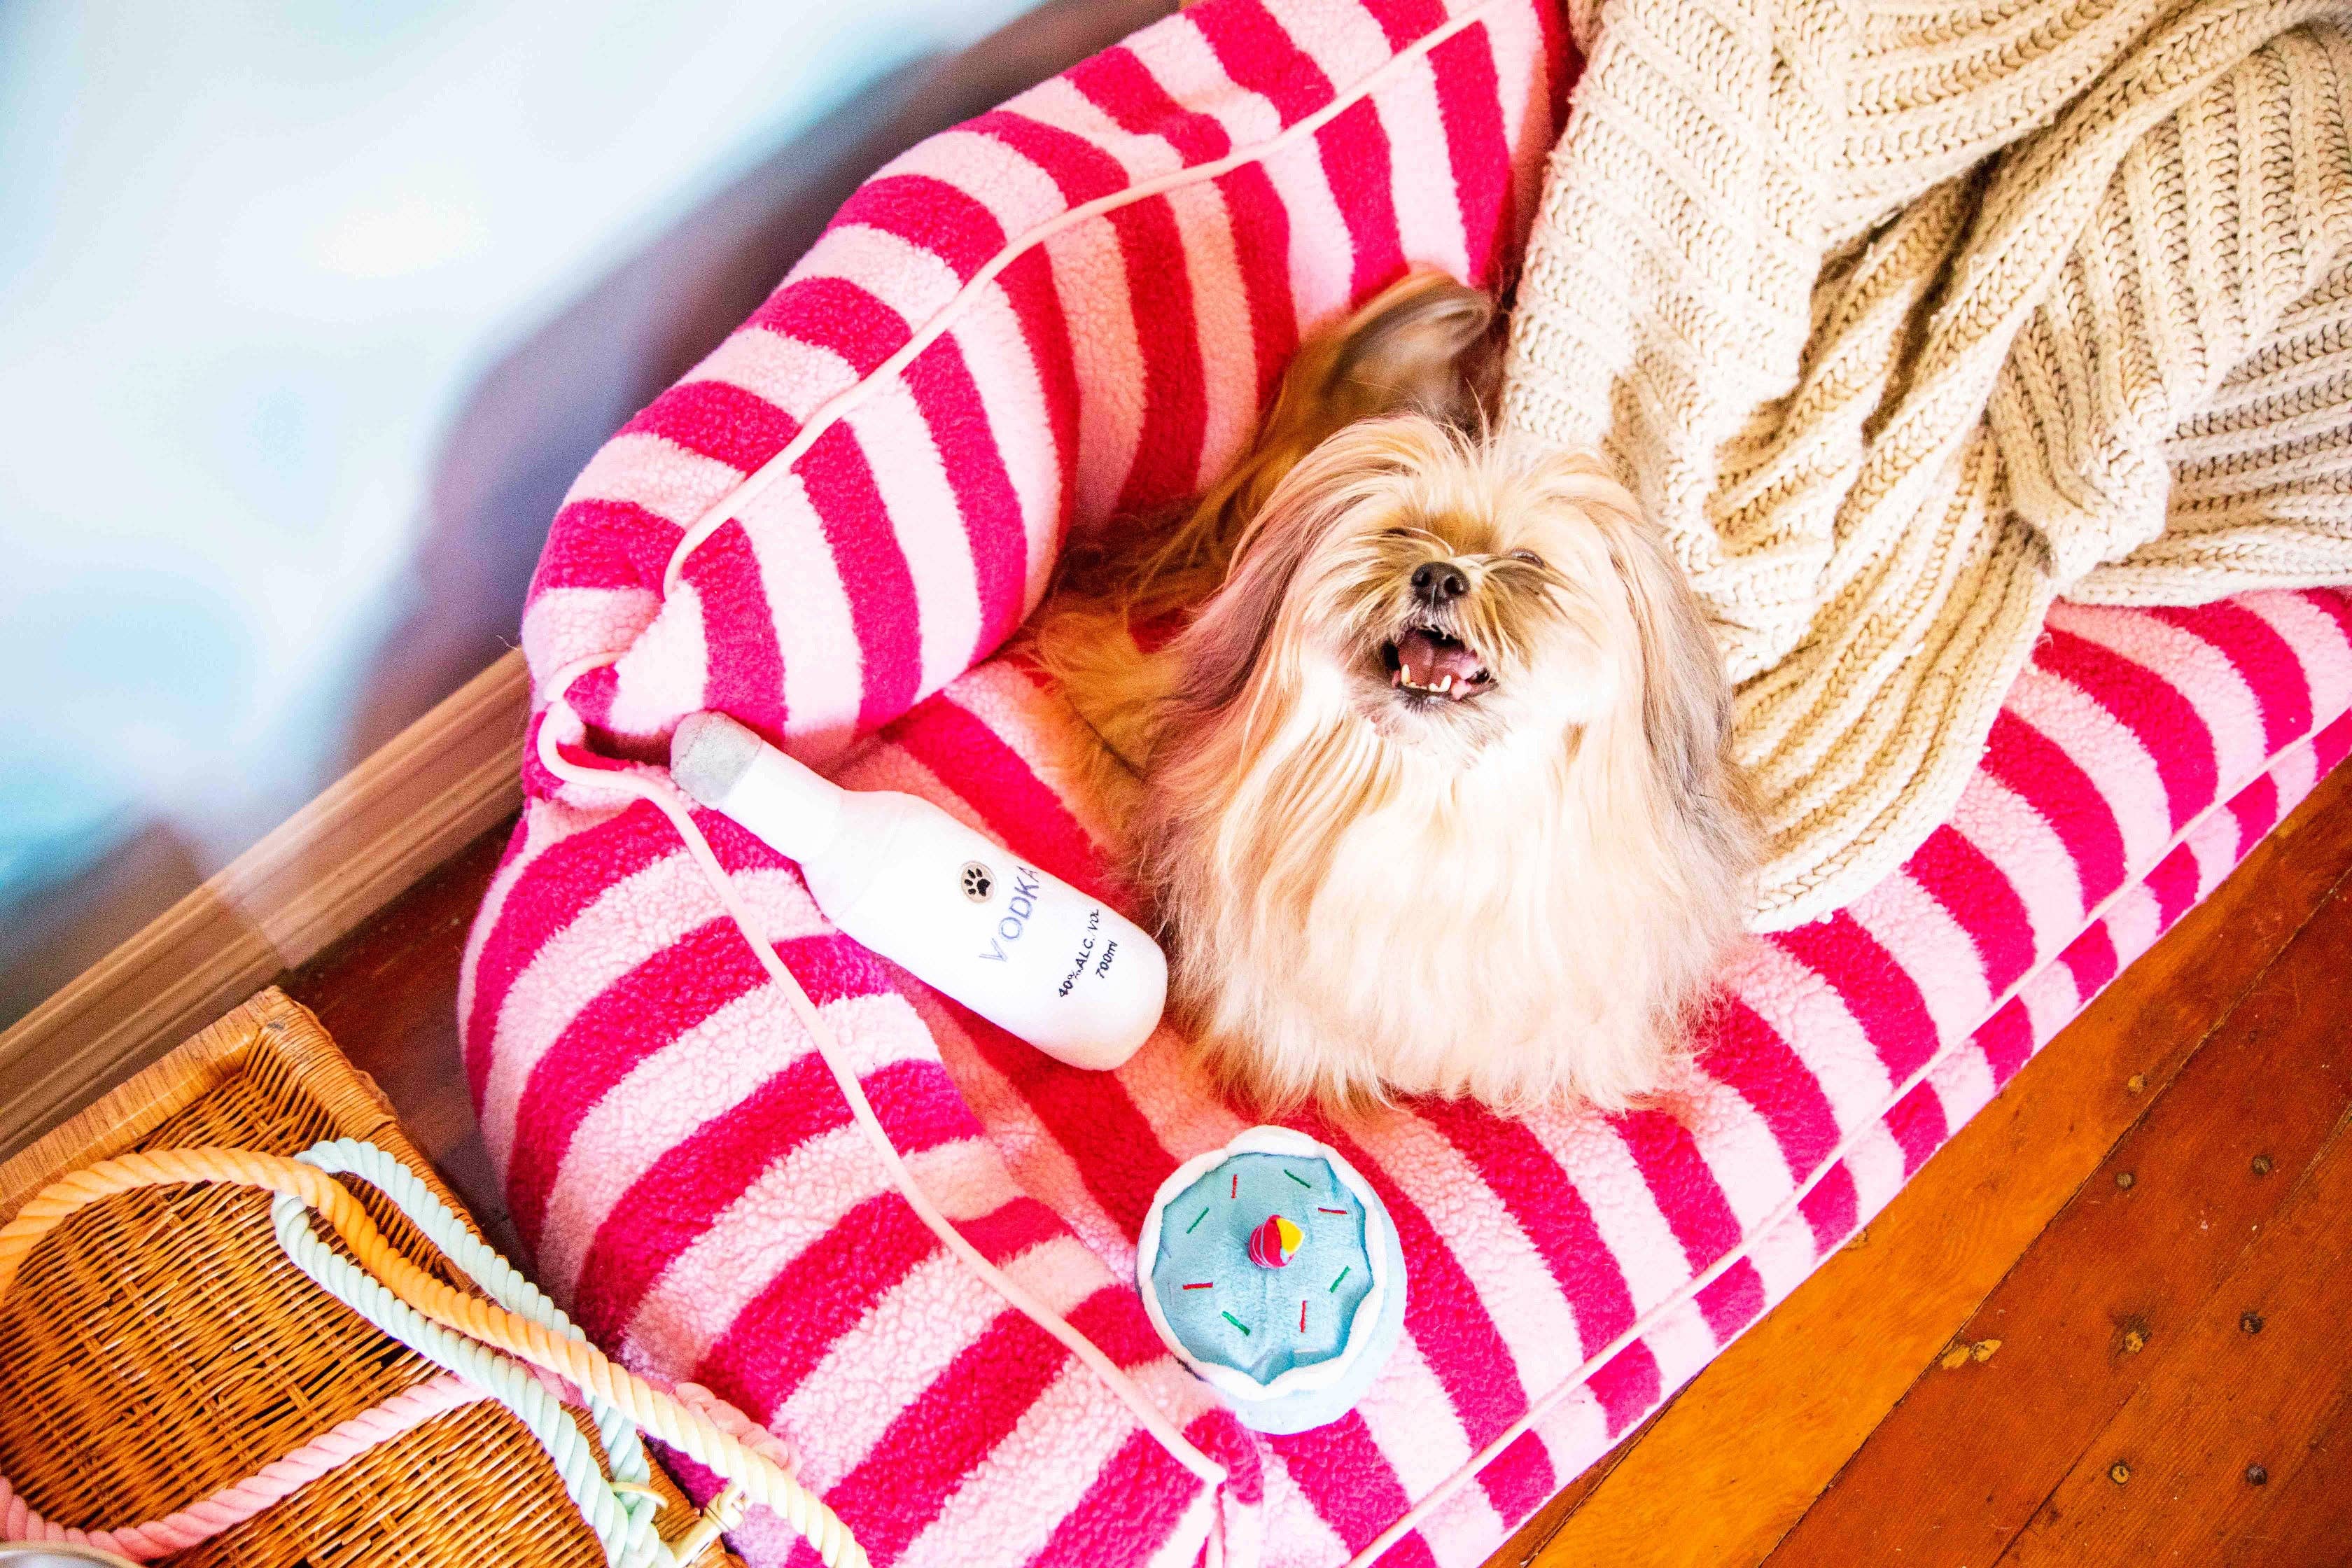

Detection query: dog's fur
(1039, 273), (1755, 1114)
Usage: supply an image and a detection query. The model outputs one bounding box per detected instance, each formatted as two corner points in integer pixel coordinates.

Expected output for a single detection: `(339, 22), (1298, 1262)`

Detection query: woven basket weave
(0, 986), (738, 1568)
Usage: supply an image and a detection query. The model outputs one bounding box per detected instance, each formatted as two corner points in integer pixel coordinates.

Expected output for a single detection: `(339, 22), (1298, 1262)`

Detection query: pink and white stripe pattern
(465, 0), (2352, 1561)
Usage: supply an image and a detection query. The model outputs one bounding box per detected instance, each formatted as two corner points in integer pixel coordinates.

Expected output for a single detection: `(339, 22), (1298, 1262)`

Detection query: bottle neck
(727, 741), (848, 867)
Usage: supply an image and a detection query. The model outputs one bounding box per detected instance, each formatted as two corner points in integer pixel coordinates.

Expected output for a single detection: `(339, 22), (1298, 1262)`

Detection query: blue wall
(0, 0), (1155, 1021)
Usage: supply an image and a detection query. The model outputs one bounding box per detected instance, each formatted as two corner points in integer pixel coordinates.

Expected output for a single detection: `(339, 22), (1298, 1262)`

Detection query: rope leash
(264, 1140), (667, 1567)
(0, 1373), (481, 1560)
(0, 1140), (869, 1568)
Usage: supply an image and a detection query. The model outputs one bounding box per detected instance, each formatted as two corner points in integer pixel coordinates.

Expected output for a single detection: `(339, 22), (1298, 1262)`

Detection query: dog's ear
(1170, 514), (1308, 715)
(1539, 450), (1738, 814)
(1144, 273), (1490, 592)
(1172, 417), (1441, 717)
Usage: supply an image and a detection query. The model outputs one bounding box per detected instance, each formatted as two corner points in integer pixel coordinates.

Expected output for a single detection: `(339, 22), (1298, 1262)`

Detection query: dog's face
(1324, 491), (1628, 758)
(1192, 416), (1666, 769)
(1128, 408), (1753, 1113)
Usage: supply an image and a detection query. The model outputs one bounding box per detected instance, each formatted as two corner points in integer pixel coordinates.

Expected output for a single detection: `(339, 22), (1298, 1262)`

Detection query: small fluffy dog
(1041, 273), (1754, 1113)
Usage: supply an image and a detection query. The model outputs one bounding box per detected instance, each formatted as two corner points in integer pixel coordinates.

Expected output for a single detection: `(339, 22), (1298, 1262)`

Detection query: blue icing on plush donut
(1138, 1128), (1406, 1434)
(1149, 1152), (1374, 1384)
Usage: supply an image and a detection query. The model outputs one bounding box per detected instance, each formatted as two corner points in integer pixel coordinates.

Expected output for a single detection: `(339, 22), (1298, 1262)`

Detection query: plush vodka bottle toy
(670, 710), (1166, 1070)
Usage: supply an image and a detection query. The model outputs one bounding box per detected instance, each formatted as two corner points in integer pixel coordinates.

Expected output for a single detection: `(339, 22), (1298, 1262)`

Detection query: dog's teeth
(1435, 674), (1452, 695)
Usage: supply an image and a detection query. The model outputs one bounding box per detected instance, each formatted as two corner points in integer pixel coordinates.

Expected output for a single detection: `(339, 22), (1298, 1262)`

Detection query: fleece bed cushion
(458, 0), (2352, 1561)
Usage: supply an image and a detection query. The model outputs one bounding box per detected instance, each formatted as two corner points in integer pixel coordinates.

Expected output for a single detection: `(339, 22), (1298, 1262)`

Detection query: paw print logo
(960, 861), (994, 904)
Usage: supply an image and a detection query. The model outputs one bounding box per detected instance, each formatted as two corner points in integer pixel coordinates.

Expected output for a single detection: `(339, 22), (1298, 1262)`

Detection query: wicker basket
(0, 987), (738, 1568)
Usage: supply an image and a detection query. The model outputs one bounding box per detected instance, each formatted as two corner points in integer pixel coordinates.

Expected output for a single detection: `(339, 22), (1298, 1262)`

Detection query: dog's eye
(1508, 549), (1546, 568)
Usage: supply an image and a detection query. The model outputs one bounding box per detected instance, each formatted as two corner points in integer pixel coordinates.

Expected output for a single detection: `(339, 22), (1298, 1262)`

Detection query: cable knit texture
(1502, 0), (2352, 927)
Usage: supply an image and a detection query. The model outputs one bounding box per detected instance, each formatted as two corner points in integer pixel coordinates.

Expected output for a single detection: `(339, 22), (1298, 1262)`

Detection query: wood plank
(1507, 757), (2352, 1568)
(1490, 1405), (1670, 1565)
(279, 815), (518, 1259)
(1768, 877), (2352, 1564)
(2210, 1378), (2352, 1565)
(0, 649), (527, 1161)
(1994, 1100), (2352, 1564)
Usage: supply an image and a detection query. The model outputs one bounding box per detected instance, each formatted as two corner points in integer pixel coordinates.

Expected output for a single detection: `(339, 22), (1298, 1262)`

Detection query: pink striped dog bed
(460, 0), (2352, 1561)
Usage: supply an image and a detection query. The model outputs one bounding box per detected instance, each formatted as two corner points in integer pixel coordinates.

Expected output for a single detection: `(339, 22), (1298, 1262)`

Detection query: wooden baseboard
(0, 649), (529, 1160)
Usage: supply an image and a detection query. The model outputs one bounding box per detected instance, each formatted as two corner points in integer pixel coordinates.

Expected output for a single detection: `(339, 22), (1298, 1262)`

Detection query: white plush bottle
(670, 710), (1166, 1070)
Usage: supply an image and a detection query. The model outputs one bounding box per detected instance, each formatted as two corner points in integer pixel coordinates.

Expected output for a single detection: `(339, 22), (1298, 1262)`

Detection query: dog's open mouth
(1381, 626), (1493, 700)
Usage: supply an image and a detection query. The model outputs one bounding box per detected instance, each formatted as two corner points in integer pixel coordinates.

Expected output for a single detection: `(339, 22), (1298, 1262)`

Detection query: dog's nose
(1410, 560), (1470, 606)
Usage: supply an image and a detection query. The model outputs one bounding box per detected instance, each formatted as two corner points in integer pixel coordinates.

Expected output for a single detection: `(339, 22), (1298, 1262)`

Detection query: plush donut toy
(1135, 1126), (1407, 1434)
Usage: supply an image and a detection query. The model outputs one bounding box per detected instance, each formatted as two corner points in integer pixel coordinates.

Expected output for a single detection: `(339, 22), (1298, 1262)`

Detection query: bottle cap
(669, 711), (845, 864)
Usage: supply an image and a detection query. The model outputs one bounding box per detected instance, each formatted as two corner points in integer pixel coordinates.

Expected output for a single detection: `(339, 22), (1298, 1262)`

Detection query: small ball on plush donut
(1247, 1213), (1303, 1268)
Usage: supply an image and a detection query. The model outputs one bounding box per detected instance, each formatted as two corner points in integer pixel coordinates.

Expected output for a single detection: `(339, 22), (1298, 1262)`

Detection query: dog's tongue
(1394, 628), (1483, 693)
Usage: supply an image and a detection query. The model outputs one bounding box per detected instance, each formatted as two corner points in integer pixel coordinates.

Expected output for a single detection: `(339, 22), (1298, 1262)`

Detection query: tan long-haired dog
(1040, 273), (1755, 1114)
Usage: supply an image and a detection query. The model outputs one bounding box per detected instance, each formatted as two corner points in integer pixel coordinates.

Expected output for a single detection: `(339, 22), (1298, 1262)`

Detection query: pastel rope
(675, 1380), (797, 1474)
(0, 1372), (482, 1561)
(264, 1140), (665, 1568)
(0, 1143), (866, 1568)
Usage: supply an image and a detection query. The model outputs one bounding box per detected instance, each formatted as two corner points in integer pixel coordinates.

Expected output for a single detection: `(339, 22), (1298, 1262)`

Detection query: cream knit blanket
(1502, 0), (2352, 928)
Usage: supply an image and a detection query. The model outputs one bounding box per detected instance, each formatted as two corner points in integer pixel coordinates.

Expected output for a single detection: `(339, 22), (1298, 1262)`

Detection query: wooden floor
(279, 822), (524, 1259)
(276, 762), (2352, 1567)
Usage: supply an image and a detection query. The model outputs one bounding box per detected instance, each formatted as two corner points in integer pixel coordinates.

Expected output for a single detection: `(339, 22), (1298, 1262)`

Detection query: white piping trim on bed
(527, 0), (2292, 1555)
(539, 4), (1520, 1549)
(659, 0), (1514, 596)
(524, 5), (2342, 1541)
